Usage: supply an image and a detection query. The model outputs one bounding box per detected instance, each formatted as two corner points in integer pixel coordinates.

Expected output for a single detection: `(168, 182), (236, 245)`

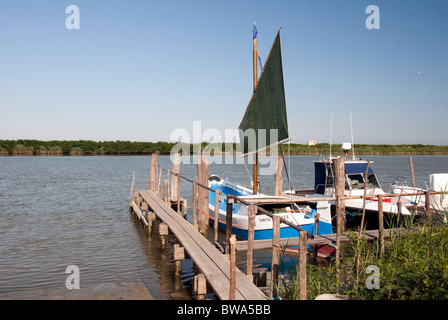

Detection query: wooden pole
(171, 153), (181, 211)
(214, 190), (220, 244)
(229, 234), (237, 300)
(247, 205), (256, 280)
(359, 160), (370, 237)
(150, 153), (158, 192)
(129, 170), (135, 208)
(252, 28), (258, 196)
(271, 215), (280, 299)
(192, 181), (198, 230)
(378, 194), (385, 255)
(274, 156), (283, 196)
(409, 156), (416, 188)
(164, 171), (170, 204)
(197, 155), (209, 237)
(299, 231), (307, 300)
(225, 195), (234, 254)
(174, 244), (185, 276)
(313, 212), (320, 263)
(333, 157), (345, 266)
(425, 191), (432, 220)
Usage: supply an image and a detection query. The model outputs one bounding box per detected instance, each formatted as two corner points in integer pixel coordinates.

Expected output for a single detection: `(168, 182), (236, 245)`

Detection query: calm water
(1, 155), (448, 298)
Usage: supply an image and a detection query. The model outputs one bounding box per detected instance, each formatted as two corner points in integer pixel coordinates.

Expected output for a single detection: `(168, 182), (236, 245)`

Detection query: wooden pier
(134, 189), (266, 300)
(129, 153), (445, 301)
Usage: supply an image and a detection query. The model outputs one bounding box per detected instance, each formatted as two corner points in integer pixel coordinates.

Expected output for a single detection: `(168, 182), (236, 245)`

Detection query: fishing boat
(208, 175), (333, 240)
(285, 142), (418, 229)
(392, 173), (448, 218)
(208, 26), (333, 241)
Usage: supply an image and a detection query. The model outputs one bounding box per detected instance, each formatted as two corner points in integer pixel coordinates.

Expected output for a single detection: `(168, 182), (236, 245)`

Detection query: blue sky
(1, 1), (447, 144)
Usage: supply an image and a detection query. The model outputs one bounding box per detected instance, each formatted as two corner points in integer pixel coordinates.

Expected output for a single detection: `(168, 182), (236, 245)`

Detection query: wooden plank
(139, 190), (266, 300)
(235, 228), (410, 251)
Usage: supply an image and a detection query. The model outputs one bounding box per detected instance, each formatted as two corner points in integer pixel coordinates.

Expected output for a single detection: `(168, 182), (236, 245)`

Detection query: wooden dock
(134, 189), (266, 300)
(235, 227), (408, 251)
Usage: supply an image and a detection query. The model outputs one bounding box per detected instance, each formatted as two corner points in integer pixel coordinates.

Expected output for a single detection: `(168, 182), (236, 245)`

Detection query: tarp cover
(238, 30), (290, 156)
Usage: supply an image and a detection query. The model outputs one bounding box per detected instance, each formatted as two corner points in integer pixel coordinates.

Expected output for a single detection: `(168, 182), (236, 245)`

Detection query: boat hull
(208, 176), (333, 241)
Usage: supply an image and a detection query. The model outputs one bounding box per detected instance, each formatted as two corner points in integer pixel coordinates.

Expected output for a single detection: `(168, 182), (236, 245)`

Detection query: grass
(278, 211), (448, 300)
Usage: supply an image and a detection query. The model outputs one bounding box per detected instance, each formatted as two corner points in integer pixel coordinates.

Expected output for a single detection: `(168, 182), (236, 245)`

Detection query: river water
(1, 155), (448, 299)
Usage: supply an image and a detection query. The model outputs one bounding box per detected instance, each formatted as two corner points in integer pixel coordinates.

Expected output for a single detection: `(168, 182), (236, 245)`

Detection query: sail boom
(240, 137), (291, 158)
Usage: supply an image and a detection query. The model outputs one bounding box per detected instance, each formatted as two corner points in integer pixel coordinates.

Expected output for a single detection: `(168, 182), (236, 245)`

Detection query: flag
(253, 23), (258, 40)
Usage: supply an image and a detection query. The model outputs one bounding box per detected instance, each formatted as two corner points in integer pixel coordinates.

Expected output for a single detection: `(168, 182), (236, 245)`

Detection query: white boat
(392, 173), (448, 217)
(208, 175), (333, 240)
(311, 155), (412, 216)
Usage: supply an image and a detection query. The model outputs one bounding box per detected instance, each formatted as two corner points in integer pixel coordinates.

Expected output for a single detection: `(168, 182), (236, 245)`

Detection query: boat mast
(253, 22), (258, 195)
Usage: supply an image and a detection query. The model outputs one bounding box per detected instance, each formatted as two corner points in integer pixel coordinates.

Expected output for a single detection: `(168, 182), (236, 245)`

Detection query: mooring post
(333, 157), (345, 269)
(274, 156), (283, 196)
(150, 153), (158, 192)
(313, 212), (320, 263)
(171, 153), (181, 199)
(225, 195), (234, 254)
(229, 234), (237, 300)
(197, 155), (209, 237)
(409, 156), (416, 188)
(299, 231), (307, 301)
(192, 182), (198, 230)
(174, 244), (185, 276)
(129, 170), (135, 209)
(159, 223), (169, 249)
(214, 190), (220, 244)
(271, 215), (280, 299)
(247, 205), (256, 281)
(378, 194), (385, 255)
(425, 191), (432, 220)
(194, 273), (207, 300)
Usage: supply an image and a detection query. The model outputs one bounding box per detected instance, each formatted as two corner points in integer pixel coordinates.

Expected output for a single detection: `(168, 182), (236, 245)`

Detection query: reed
(278, 212), (448, 300)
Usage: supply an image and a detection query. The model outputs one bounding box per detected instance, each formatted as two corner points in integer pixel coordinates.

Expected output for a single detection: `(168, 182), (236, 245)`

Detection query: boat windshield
(346, 173), (380, 190)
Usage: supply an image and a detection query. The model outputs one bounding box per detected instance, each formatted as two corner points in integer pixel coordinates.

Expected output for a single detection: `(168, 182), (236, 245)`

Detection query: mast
(252, 22), (258, 195)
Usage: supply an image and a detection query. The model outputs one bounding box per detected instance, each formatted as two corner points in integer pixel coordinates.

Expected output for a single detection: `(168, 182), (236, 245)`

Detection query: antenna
(329, 112), (333, 159)
(349, 109), (355, 160)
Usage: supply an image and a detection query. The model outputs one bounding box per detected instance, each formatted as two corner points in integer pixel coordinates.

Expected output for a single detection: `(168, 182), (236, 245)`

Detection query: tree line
(1, 139), (448, 156)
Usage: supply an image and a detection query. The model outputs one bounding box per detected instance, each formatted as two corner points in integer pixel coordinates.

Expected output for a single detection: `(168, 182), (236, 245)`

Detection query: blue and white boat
(208, 175), (333, 241)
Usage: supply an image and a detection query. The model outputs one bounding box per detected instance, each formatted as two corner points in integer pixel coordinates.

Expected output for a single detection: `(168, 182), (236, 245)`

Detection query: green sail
(238, 30), (290, 156)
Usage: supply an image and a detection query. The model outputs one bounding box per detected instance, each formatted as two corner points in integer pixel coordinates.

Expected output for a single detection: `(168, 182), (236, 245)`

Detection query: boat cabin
(314, 158), (382, 196)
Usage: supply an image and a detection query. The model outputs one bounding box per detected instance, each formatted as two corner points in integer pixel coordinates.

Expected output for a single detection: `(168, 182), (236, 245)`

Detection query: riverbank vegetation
(1, 139), (448, 156)
(279, 213), (448, 300)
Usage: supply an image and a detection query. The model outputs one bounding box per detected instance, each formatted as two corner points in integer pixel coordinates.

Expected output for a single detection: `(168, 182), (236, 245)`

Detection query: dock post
(174, 244), (185, 276)
(192, 182), (198, 230)
(378, 195), (384, 255)
(197, 155), (209, 237)
(129, 170), (135, 209)
(271, 216), (280, 299)
(171, 153), (181, 214)
(150, 154), (158, 192)
(229, 234), (237, 300)
(299, 231), (307, 300)
(247, 205), (256, 280)
(313, 212), (320, 263)
(164, 171), (170, 204)
(225, 195), (234, 254)
(409, 156), (416, 188)
(274, 156), (283, 196)
(425, 191), (432, 220)
(159, 223), (169, 248)
(333, 157), (345, 269)
(147, 211), (155, 234)
(214, 190), (220, 244)
(194, 273), (207, 300)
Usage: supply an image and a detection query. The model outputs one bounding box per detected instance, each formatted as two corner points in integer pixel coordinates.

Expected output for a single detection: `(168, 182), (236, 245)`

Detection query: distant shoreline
(1, 139), (448, 156)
